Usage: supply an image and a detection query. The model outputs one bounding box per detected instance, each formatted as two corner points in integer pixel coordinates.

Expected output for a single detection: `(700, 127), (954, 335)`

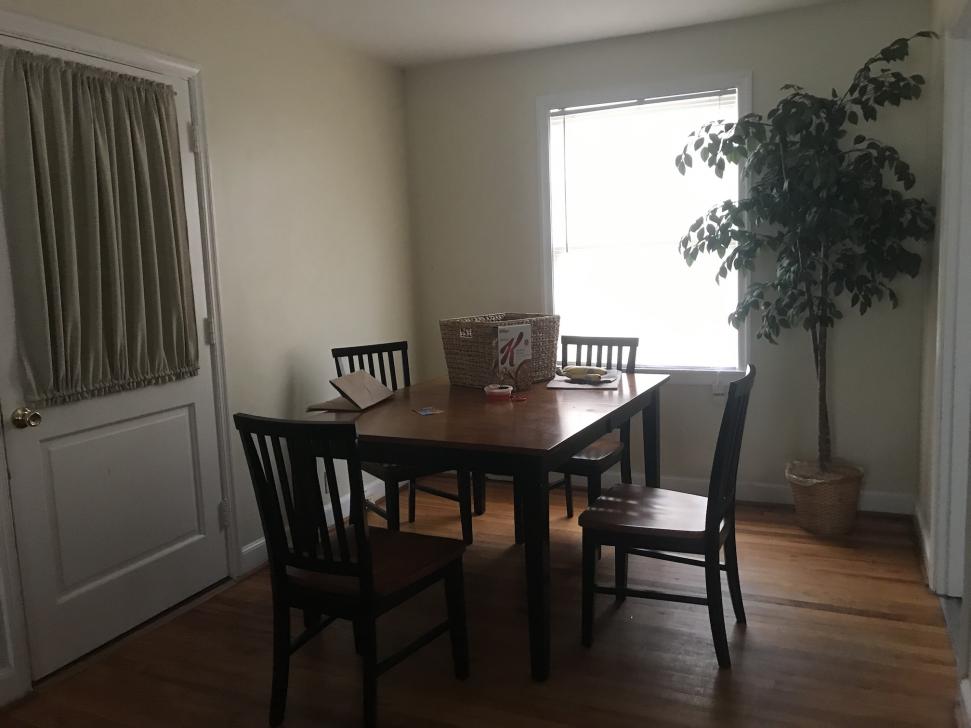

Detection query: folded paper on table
(306, 370), (393, 412)
(307, 396), (361, 412)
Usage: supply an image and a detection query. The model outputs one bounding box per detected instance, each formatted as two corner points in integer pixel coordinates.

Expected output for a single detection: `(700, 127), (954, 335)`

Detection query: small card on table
(413, 406), (444, 416)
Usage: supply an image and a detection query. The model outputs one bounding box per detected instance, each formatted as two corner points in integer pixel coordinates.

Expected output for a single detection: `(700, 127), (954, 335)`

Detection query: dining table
(307, 371), (668, 681)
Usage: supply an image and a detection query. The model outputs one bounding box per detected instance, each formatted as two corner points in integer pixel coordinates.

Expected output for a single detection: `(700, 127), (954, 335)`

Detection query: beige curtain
(0, 45), (198, 407)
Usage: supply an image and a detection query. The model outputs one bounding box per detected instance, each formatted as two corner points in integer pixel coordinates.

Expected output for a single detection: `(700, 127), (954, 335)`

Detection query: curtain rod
(0, 30), (164, 78)
(548, 88), (737, 118)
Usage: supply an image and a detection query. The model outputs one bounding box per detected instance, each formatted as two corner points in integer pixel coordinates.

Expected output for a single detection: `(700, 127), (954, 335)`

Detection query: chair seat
(362, 461), (452, 482)
(578, 484), (722, 542)
(559, 433), (624, 476)
(573, 433), (624, 462)
(287, 528), (464, 599)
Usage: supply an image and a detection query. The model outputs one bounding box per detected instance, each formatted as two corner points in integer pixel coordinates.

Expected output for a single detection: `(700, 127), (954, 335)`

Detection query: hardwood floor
(2, 479), (956, 727)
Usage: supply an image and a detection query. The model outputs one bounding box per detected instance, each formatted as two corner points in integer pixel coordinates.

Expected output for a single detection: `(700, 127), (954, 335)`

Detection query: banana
(559, 365), (608, 382)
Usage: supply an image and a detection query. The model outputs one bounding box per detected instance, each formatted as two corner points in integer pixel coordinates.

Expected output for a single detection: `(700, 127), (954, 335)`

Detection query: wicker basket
(439, 313), (560, 388)
(785, 460), (864, 537)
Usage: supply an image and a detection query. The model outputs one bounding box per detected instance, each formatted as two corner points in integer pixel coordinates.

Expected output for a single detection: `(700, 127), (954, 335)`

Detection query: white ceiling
(274, 0), (845, 66)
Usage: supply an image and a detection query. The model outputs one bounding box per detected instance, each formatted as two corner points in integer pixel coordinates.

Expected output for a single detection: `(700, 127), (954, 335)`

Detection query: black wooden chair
(235, 414), (470, 727)
(332, 341), (477, 543)
(552, 336), (639, 517)
(578, 365), (755, 668)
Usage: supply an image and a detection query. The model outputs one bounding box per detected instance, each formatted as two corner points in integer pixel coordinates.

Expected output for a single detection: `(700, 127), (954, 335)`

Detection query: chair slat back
(332, 341), (411, 391)
(560, 336), (639, 374)
(234, 414), (372, 591)
(705, 366), (756, 533)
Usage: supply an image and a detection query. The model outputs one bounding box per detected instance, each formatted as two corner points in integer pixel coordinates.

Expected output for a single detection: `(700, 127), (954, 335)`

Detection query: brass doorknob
(11, 407), (42, 428)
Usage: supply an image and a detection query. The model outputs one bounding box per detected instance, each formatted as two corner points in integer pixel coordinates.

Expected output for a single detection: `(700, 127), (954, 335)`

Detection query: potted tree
(675, 33), (936, 536)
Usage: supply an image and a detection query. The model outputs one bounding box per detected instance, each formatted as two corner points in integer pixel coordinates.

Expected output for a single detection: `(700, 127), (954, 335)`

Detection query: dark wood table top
(307, 374), (668, 456)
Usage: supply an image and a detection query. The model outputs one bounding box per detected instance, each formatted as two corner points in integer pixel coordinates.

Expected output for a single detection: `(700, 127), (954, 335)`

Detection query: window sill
(633, 367), (745, 386)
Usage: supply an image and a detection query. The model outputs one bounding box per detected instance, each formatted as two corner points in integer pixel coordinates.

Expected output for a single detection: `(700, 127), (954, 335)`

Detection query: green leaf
(672, 31), (936, 355)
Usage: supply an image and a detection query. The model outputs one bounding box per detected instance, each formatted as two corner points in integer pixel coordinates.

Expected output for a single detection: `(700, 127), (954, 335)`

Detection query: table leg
(384, 478), (400, 531)
(457, 470), (473, 544)
(472, 472), (487, 515)
(643, 389), (661, 487)
(517, 463), (550, 681)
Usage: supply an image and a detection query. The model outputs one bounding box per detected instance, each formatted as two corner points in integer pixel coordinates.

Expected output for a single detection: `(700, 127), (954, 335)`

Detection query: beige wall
(0, 0), (415, 556)
(404, 0), (937, 510)
(934, 0), (971, 28)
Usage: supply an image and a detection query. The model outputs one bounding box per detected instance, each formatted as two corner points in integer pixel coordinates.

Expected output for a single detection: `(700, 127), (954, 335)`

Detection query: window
(545, 86), (743, 371)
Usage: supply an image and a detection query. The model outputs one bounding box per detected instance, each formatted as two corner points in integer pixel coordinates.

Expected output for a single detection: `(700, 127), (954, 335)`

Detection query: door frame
(927, 13), (971, 599)
(944, 6), (971, 723)
(0, 9), (238, 702)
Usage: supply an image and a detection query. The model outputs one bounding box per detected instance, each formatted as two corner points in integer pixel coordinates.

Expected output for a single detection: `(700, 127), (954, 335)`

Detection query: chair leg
(352, 617), (363, 655)
(408, 479), (417, 523)
(588, 473), (603, 559)
(614, 546), (628, 603)
(302, 609), (321, 630)
(513, 479), (524, 545)
(705, 549), (731, 668)
(445, 562), (470, 679)
(360, 616), (378, 728)
(725, 530), (746, 624)
(620, 422), (633, 483)
(472, 472), (487, 515)
(582, 529), (596, 647)
(587, 472), (602, 507)
(458, 470), (473, 544)
(385, 478), (400, 531)
(563, 474), (574, 518)
(269, 600), (291, 726)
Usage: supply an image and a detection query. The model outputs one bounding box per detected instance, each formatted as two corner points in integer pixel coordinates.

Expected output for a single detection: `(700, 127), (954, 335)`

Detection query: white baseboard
(238, 537), (267, 575)
(914, 505), (935, 586)
(656, 474), (914, 515)
(958, 678), (971, 728)
(236, 466), (913, 576)
(236, 474), (386, 574)
(543, 468), (914, 515)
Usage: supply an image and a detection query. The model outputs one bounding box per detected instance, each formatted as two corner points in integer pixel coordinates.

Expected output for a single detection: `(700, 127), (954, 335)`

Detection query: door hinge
(202, 317), (215, 346)
(217, 500), (231, 531)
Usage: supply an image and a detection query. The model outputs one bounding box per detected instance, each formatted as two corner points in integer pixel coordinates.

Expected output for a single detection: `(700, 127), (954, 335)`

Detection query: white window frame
(536, 72), (753, 385)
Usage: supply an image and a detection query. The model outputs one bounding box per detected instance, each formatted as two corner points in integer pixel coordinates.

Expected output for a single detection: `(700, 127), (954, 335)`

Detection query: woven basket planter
(439, 313), (560, 389)
(785, 460), (864, 537)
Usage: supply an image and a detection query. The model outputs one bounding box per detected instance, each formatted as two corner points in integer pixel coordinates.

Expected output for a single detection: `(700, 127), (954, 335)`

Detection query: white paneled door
(0, 36), (228, 679)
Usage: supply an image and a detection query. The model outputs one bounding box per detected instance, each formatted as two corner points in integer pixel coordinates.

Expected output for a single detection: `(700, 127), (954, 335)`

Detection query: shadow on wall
(286, 350), (333, 419)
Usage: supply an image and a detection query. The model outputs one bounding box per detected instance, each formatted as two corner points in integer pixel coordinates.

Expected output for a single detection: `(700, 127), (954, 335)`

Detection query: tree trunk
(816, 324), (832, 470)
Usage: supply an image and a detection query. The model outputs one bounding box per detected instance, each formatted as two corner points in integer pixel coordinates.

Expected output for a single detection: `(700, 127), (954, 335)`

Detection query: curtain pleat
(0, 45), (198, 406)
